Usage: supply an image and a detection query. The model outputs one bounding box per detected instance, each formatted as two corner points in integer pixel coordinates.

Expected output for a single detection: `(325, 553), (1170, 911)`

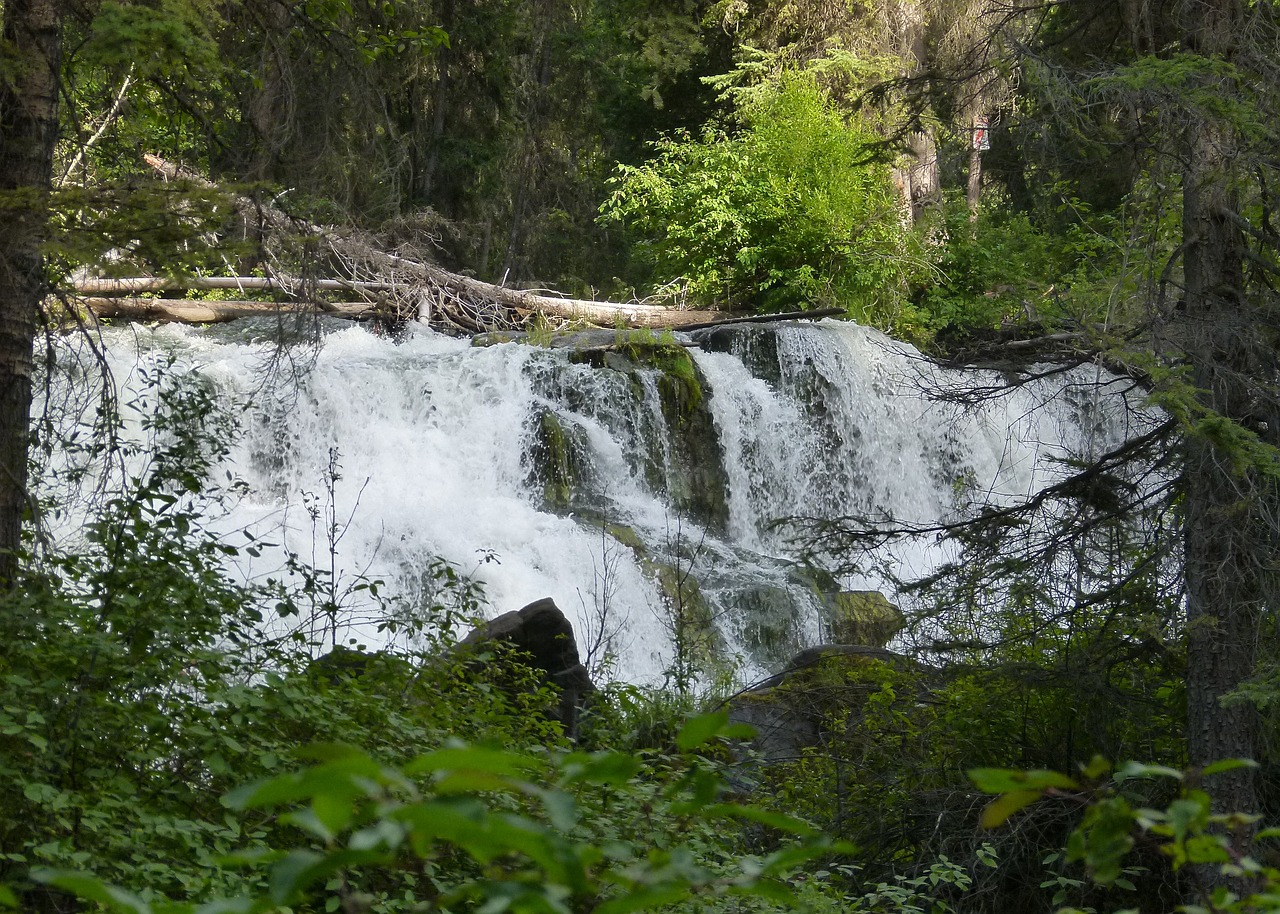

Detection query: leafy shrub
(600, 74), (929, 321)
(1, 364), (563, 909)
(29, 714), (844, 914)
(912, 195), (1058, 344)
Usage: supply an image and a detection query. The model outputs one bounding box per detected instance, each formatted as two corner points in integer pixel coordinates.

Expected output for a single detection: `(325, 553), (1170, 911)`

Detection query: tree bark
(0, 0), (61, 586)
(966, 144), (982, 223)
(1177, 0), (1272, 863)
(72, 276), (398, 294)
(75, 297), (382, 323)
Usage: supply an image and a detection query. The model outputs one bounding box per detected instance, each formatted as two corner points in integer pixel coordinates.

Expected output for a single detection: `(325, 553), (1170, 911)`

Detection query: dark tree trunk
(247, 0), (292, 182)
(1181, 120), (1262, 813)
(419, 0), (454, 202)
(0, 0), (61, 587)
(1178, 0), (1272, 830)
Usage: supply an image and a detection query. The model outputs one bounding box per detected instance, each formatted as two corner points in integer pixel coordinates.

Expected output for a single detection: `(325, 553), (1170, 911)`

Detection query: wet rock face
(462, 598), (596, 735)
(691, 324), (782, 385)
(650, 350), (728, 534)
(525, 409), (593, 511)
(557, 335), (729, 533)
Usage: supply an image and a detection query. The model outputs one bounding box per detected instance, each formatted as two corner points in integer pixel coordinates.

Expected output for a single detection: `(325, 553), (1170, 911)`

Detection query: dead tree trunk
(141, 154), (726, 331)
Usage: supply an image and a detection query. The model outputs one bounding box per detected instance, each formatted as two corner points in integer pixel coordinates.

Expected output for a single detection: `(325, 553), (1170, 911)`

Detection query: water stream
(38, 318), (1138, 684)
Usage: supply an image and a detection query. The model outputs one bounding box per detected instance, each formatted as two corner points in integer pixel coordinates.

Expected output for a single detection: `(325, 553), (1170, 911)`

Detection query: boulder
(826, 591), (904, 648)
(462, 598), (595, 735)
(727, 644), (909, 762)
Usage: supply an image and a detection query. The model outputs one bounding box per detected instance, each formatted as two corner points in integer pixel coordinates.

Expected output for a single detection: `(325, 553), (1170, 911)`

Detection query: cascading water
(37, 317), (1136, 685)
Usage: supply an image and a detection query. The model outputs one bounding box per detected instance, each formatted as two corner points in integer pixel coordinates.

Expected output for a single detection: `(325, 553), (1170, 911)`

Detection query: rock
(525, 409), (592, 510)
(752, 643), (902, 690)
(727, 644), (909, 762)
(462, 598), (595, 735)
(568, 335), (730, 532)
(691, 324), (782, 385)
(826, 591), (904, 648)
(309, 645), (381, 683)
(732, 583), (809, 669)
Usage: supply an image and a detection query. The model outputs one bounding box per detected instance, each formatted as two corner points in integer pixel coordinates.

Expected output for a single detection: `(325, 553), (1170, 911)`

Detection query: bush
(600, 74), (929, 321)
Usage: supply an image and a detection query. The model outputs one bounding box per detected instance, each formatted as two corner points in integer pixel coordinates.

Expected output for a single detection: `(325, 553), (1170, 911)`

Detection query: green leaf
(1115, 762), (1183, 782)
(980, 790), (1043, 829)
(405, 747), (540, 779)
(676, 711), (731, 750)
(1081, 756), (1112, 780)
(539, 789), (578, 832)
(968, 768), (1077, 794)
(33, 870), (152, 914)
(704, 803), (818, 836)
(1200, 758), (1258, 777)
(294, 743), (366, 763)
(433, 770), (522, 795)
(729, 879), (798, 904)
(192, 900), (255, 914)
(268, 850), (325, 904)
(595, 884), (689, 914)
(557, 751), (641, 786)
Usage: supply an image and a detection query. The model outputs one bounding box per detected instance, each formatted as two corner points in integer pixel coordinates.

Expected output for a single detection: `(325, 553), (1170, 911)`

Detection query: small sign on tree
(973, 115), (991, 151)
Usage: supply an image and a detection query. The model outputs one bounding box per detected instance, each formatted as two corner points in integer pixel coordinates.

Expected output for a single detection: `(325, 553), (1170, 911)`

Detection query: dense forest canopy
(2, 0), (1280, 912)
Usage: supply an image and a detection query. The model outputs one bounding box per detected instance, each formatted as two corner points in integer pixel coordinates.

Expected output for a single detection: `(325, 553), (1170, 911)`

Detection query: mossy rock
(653, 560), (725, 675)
(525, 409), (591, 511)
(826, 591), (905, 648)
(567, 335), (729, 533)
(569, 513), (724, 670)
(605, 521), (647, 555)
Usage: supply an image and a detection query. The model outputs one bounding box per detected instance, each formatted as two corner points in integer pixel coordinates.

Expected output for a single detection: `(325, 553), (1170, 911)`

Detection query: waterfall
(37, 318), (1136, 685)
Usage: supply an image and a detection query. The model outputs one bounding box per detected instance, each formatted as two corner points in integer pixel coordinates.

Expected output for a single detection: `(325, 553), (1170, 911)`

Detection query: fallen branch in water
(73, 296), (381, 324)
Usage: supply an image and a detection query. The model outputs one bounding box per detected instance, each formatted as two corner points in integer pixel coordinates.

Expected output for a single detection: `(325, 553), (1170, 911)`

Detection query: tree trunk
(0, 0), (61, 586)
(966, 144), (982, 223)
(1177, 8), (1280, 901)
(1179, 0), (1262, 808)
(247, 0), (292, 182)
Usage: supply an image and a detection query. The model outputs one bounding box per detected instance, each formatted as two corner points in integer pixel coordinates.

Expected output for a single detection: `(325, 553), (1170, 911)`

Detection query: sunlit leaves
(601, 73), (926, 319)
(38, 719), (839, 914)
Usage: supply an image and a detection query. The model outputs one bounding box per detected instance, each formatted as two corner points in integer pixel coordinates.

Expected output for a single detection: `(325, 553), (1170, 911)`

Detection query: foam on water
(37, 318), (1136, 685)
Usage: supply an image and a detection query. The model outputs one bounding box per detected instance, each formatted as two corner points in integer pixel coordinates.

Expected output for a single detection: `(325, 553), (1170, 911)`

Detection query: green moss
(827, 591), (905, 648)
(616, 333), (704, 419)
(604, 521), (647, 555)
(528, 410), (579, 509)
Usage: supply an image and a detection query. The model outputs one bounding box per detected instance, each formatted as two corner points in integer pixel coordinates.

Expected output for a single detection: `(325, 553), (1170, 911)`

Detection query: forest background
(2, 0), (1280, 913)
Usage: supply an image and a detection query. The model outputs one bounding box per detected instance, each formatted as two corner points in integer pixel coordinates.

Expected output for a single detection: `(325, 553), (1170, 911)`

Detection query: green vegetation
(3, 0), (1280, 912)
(600, 75), (927, 320)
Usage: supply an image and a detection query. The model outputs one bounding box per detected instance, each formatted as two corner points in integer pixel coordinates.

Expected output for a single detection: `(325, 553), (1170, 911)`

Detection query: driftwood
(73, 276), (397, 295)
(78, 297), (381, 324)
(134, 155), (724, 332)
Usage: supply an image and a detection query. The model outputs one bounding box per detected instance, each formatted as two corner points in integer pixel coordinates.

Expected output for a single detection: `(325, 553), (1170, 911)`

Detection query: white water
(37, 318), (1138, 685)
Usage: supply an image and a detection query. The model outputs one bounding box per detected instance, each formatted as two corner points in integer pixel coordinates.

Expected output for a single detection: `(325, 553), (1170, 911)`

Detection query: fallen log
(681, 306), (847, 331)
(73, 276), (396, 295)
(142, 154), (724, 332)
(78, 296), (379, 323)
